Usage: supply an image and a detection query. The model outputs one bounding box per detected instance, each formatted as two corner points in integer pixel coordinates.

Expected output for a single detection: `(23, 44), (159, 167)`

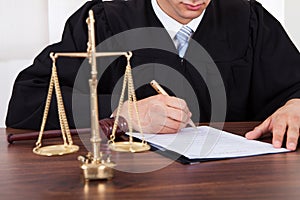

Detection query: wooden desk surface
(1, 122), (300, 200)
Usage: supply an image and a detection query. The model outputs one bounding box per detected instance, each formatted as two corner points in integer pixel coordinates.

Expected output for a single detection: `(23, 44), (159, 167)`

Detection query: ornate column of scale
(32, 10), (150, 180)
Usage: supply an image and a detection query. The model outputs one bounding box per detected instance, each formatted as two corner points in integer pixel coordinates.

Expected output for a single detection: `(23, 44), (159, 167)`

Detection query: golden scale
(32, 10), (150, 180)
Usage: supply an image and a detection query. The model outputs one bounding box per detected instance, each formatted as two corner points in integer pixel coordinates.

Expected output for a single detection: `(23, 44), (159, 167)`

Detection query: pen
(150, 80), (197, 128)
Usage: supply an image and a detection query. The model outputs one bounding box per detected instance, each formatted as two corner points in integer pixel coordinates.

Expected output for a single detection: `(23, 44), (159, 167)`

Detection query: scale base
(109, 141), (150, 153)
(33, 144), (79, 156)
(80, 161), (116, 181)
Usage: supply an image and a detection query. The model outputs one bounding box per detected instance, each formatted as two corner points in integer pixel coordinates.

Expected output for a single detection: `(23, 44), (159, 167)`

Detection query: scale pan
(33, 144), (79, 156)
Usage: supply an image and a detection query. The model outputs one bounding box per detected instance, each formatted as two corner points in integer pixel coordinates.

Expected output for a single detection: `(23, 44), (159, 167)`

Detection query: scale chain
(52, 63), (73, 146)
(35, 65), (55, 149)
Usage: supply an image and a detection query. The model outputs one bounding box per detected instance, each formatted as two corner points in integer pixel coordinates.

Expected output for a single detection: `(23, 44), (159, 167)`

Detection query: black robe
(6, 0), (300, 130)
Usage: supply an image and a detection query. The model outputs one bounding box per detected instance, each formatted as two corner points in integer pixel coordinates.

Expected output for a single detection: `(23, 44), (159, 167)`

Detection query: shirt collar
(151, 0), (205, 39)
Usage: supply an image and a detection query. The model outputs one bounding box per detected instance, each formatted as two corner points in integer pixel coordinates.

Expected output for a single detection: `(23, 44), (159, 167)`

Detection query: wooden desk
(1, 122), (300, 200)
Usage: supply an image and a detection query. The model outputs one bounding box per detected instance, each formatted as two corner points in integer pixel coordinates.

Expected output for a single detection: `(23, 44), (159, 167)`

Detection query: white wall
(0, 0), (49, 129)
(258, 0), (300, 50)
(0, 0), (86, 128)
(0, 0), (299, 127)
(257, 0), (285, 25)
(285, 1), (300, 50)
(48, 0), (87, 43)
(0, 0), (49, 60)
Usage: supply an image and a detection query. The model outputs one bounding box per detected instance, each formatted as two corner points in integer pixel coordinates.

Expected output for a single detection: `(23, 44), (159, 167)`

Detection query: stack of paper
(130, 126), (290, 163)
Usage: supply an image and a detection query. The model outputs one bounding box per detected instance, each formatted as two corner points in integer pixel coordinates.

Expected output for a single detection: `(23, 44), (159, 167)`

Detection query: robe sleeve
(249, 0), (300, 120)
(5, 1), (114, 130)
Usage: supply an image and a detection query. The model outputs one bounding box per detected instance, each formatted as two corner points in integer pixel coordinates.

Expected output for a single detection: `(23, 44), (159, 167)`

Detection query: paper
(130, 126), (290, 160)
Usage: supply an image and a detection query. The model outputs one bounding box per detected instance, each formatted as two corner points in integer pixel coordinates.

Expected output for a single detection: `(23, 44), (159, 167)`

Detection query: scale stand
(33, 10), (149, 180)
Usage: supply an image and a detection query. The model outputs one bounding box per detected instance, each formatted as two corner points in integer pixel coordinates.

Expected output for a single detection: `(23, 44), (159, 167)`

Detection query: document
(130, 126), (291, 163)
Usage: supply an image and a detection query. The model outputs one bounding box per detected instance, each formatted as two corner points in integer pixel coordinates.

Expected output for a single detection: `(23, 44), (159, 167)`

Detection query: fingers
(165, 96), (190, 115)
(141, 104), (188, 134)
(269, 112), (300, 150)
(121, 95), (192, 134)
(286, 124), (299, 150)
(147, 97), (190, 133)
(272, 119), (286, 148)
(166, 106), (190, 124)
(245, 118), (271, 139)
(246, 114), (299, 150)
(157, 117), (188, 133)
(272, 120), (299, 151)
(154, 95), (191, 122)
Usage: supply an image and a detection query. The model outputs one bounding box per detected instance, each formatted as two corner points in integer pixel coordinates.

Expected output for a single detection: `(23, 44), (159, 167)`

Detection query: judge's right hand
(118, 94), (192, 134)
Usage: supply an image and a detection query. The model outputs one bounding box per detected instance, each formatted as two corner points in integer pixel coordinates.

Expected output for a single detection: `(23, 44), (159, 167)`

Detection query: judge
(6, 0), (300, 150)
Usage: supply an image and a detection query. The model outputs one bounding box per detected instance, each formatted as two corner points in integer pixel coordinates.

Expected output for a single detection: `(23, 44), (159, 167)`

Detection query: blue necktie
(175, 26), (193, 58)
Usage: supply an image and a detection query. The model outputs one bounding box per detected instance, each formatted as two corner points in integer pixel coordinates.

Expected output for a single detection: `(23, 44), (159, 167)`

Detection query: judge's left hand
(246, 98), (300, 151)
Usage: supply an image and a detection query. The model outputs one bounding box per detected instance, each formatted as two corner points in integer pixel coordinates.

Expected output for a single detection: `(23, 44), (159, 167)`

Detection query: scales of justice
(32, 10), (150, 180)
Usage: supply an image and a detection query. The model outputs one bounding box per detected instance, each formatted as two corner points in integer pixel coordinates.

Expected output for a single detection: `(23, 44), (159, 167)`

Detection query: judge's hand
(118, 94), (192, 134)
(246, 98), (300, 151)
